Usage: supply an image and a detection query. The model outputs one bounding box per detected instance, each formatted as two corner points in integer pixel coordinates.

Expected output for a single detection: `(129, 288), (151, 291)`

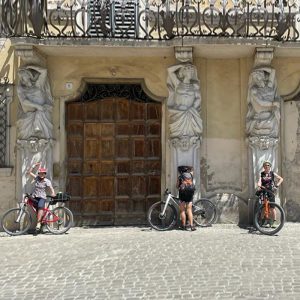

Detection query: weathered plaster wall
(0, 40), (17, 213)
(2, 46), (300, 223)
(273, 56), (300, 222)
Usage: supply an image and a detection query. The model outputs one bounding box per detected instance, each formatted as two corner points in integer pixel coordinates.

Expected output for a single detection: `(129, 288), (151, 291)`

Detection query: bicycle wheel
(1, 208), (32, 236)
(45, 206), (73, 234)
(254, 202), (285, 235)
(193, 198), (217, 227)
(148, 201), (177, 231)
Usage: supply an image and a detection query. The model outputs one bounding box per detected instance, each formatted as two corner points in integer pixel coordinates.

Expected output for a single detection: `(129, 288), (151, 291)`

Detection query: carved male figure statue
(167, 63), (202, 139)
(17, 65), (53, 140)
(246, 68), (280, 139)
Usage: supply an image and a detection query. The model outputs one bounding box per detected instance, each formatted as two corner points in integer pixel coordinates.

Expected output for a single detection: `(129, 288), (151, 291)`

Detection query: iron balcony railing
(0, 0), (299, 41)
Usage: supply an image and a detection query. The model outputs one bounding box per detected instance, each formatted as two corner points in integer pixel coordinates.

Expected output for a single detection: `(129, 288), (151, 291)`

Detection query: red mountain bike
(1, 193), (73, 236)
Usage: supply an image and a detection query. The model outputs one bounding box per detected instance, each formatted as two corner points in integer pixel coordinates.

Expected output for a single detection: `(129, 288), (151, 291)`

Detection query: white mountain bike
(148, 189), (217, 231)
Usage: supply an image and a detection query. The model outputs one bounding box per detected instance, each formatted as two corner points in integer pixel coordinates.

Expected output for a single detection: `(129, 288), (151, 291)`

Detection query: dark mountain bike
(148, 189), (217, 231)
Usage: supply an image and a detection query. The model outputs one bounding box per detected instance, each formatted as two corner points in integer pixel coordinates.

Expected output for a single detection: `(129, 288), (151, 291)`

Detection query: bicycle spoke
(45, 207), (73, 234)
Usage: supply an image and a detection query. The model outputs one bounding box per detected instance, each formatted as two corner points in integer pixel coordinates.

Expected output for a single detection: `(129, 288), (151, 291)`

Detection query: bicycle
(147, 189), (217, 231)
(253, 188), (285, 235)
(1, 193), (74, 236)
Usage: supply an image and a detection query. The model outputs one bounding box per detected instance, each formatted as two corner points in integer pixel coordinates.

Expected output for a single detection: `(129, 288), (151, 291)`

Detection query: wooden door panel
(116, 99), (129, 121)
(85, 102), (99, 121)
(67, 137), (83, 158)
(83, 161), (99, 175)
(131, 176), (146, 197)
(116, 177), (130, 196)
(131, 161), (144, 173)
(116, 161), (130, 174)
(130, 102), (145, 120)
(132, 138), (145, 158)
(100, 123), (115, 137)
(85, 123), (100, 137)
(132, 123), (145, 135)
(147, 122), (160, 136)
(100, 99), (115, 121)
(99, 177), (114, 197)
(68, 160), (82, 175)
(67, 96), (161, 226)
(116, 138), (130, 158)
(116, 124), (130, 135)
(148, 176), (161, 196)
(67, 176), (82, 198)
(67, 103), (84, 121)
(100, 161), (114, 175)
(84, 139), (98, 159)
(83, 177), (98, 198)
(101, 139), (114, 159)
(68, 122), (83, 136)
(147, 103), (161, 120)
(147, 138), (161, 158)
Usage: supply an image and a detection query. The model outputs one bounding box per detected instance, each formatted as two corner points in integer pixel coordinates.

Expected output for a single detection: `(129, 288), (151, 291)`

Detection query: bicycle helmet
(178, 165), (193, 173)
(38, 167), (47, 174)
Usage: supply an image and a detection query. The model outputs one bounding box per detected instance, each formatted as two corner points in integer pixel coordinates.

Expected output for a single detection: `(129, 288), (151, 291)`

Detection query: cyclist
(256, 161), (283, 227)
(27, 162), (55, 231)
(177, 166), (196, 231)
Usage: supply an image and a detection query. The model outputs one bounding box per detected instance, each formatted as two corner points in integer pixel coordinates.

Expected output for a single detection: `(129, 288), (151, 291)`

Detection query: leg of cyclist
(268, 191), (277, 227)
(179, 201), (187, 229)
(36, 198), (46, 231)
(186, 202), (196, 231)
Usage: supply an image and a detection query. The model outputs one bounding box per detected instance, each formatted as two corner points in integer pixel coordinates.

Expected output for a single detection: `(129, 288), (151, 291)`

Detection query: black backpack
(178, 172), (195, 192)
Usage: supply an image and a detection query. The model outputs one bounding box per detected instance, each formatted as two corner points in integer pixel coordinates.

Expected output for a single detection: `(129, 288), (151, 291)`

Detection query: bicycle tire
(193, 198), (217, 227)
(1, 208), (32, 236)
(45, 206), (73, 234)
(254, 202), (285, 235)
(148, 201), (177, 231)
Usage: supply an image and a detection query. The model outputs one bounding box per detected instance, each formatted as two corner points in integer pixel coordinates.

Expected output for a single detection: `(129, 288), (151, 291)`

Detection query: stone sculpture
(246, 67), (280, 139)
(167, 63), (202, 140)
(17, 65), (53, 139)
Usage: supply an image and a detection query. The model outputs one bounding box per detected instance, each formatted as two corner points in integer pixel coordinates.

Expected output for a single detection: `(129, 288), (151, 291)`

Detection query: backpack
(178, 172), (195, 192)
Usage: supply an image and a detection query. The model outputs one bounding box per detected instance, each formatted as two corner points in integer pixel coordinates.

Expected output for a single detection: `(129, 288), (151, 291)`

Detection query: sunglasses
(264, 165), (271, 167)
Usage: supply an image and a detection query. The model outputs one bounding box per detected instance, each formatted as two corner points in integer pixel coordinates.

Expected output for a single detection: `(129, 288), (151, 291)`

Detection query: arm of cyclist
(26, 162), (41, 178)
(273, 173), (283, 188)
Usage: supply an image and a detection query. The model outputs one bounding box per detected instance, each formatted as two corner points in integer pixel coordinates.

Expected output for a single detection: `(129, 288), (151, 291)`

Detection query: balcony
(0, 0), (299, 43)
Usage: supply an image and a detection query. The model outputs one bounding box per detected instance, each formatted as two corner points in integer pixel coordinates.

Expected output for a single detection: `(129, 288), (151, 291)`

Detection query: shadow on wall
(208, 193), (248, 225)
(0, 45), (13, 79)
(286, 200), (300, 222)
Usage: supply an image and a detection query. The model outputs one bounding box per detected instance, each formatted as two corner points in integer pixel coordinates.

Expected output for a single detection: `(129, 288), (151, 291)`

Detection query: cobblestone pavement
(0, 223), (300, 300)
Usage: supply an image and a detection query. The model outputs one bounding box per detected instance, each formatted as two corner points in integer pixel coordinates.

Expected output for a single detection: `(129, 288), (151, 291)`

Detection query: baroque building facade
(1, 0), (300, 226)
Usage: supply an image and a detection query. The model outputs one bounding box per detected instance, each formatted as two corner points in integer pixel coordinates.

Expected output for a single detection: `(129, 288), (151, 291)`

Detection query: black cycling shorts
(179, 189), (194, 203)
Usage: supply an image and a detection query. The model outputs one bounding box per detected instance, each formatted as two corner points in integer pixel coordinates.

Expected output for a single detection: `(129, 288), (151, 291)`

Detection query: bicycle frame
(160, 190), (179, 216)
(18, 194), (60, 224)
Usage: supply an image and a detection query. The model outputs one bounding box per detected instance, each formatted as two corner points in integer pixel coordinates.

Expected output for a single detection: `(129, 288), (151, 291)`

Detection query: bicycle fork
(160, 194), (172, 217)
(15, 203), (26, 223)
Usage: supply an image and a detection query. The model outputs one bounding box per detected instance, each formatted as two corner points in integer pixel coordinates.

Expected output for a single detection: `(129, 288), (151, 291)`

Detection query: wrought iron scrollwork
(0, 0), (299, 42)
(79, 83), (156, 103)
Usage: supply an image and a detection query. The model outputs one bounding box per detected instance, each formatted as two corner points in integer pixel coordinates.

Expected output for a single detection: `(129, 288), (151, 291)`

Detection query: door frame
(59, 78), (166, 220)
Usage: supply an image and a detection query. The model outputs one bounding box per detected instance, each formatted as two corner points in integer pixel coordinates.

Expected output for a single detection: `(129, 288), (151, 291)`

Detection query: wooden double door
(66, 97), (162, 225)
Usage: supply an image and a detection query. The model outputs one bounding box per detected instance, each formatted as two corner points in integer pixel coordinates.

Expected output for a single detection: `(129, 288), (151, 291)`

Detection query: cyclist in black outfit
(256, 161), (283, 226)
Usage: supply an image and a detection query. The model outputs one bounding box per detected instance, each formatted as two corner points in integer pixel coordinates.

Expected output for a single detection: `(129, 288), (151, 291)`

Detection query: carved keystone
(14, 45), (46, 67)
(175, 46), (193, 63)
